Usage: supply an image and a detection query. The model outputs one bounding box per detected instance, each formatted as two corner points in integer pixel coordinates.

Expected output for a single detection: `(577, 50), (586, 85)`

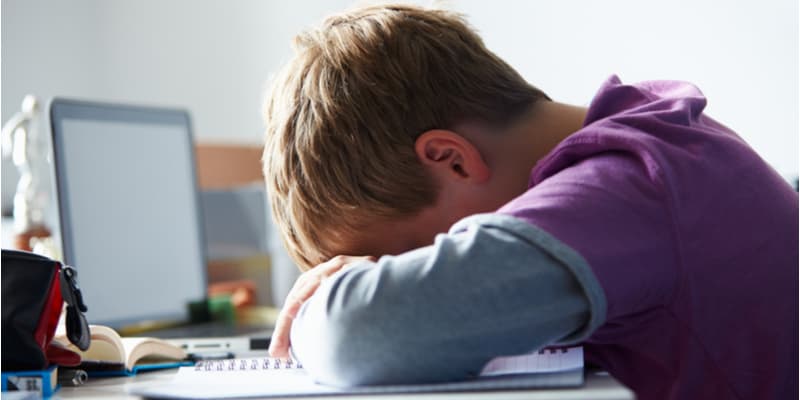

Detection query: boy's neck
(457, 101), (587, 173)
(476, 101), (587, 180)
(522, 101), (588, 167)
(448, 100), (589, 218)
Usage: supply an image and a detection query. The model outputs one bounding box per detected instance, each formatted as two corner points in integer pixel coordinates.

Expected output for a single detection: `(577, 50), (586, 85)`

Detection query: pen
(58, 369), (88, 387)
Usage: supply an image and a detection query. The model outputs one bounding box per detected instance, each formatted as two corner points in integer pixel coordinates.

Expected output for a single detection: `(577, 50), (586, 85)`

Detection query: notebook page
(480, 347), (583, 376)
(169, 358), (333, 397)
(131, 347), (584, 399)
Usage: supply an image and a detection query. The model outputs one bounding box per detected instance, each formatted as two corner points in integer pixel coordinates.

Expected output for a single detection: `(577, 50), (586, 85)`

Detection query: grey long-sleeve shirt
(290, 213), (607, 386)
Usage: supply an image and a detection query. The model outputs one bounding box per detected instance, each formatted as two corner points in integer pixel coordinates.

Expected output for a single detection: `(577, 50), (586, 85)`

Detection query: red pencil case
(1, 249), (90, 370)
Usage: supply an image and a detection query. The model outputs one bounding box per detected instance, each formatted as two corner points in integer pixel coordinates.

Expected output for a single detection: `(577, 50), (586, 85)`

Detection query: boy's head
(263, 3), (550, 270)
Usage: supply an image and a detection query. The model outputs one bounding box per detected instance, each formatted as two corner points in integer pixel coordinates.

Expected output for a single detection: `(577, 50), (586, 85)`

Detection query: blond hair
(263, 3), (550, 270)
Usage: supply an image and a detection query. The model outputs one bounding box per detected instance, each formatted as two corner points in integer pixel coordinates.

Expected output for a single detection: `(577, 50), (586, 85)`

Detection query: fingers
(268, 255), (376, 358)
(269, 278), (319, 358)
(268, 310), (294, 358)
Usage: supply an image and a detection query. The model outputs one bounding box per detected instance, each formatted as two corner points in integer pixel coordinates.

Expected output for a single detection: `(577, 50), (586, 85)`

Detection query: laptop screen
(50, 99), (207, 329)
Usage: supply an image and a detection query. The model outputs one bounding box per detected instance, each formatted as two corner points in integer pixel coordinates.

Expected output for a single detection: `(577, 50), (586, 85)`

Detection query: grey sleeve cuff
(291, 213), (607, 386)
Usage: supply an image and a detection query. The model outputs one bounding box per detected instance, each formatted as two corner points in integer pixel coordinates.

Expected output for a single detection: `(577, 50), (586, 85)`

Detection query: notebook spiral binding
(537, 347), (570, 355)
(195, 348), (573, 372)
(195, 358), (303, 372)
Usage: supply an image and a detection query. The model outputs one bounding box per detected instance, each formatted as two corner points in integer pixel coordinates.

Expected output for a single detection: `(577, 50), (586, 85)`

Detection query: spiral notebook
(131, 347), (584, 399)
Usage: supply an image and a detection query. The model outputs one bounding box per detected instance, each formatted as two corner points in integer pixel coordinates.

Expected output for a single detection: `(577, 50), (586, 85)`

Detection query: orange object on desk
(208, 279), (257, 309)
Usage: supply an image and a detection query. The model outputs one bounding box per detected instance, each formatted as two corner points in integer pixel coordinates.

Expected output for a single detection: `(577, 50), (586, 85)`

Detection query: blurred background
(3, 0), (798, 205)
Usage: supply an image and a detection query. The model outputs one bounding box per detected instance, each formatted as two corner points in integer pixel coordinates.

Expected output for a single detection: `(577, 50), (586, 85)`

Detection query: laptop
(49, 98), (271, 355)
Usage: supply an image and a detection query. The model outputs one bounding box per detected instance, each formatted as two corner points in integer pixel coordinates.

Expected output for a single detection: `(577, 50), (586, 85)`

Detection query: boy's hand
(268, 255), (376, 358)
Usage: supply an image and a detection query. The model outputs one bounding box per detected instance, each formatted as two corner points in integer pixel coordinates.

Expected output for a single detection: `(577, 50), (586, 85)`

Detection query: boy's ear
(414, 129), (490, 183)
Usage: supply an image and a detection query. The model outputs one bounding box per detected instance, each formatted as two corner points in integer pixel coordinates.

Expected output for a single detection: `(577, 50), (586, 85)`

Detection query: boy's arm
(290, 213), (607, 386)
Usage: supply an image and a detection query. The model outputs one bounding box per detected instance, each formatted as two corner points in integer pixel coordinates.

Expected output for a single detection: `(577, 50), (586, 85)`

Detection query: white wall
(1, 0), (354, 211)
(453, 0), (799, 177)
(1, 0), (353, 143)
(2, 0), (798, 211)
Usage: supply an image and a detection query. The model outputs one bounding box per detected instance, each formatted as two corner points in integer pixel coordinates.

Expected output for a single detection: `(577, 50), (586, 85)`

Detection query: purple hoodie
(499, 76), (798, 399)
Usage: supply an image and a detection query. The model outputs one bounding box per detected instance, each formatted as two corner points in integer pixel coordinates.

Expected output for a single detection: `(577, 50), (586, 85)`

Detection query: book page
(57, 324), (187, 371)
(121, 337), (187, 370)
(53, 324), (126, 364)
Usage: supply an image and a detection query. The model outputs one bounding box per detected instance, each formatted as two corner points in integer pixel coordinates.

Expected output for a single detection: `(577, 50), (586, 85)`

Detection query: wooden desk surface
(54, 368), (633, 400)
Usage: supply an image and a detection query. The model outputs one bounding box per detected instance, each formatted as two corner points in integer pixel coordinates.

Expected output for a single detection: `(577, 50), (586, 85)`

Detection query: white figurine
(2, 95), (52, 249)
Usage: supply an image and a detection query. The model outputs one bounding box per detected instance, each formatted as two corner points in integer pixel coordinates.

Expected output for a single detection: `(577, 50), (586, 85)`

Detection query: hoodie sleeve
(290, 213), (606, 387)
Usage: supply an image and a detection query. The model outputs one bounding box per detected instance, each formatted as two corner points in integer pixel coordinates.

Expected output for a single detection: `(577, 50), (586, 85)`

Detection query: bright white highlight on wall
(2, 0), (797, 209)
(453, 0), (798, 176)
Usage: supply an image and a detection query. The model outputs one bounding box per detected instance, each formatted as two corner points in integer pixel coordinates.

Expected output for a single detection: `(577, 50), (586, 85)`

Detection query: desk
(54, 368), (633, 400)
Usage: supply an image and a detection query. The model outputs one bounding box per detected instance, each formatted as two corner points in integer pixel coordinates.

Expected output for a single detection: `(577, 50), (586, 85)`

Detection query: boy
(262, 4), (798, 399)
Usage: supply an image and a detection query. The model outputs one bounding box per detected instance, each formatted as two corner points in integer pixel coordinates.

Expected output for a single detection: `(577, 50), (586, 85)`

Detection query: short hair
(263, 3), (550, 270)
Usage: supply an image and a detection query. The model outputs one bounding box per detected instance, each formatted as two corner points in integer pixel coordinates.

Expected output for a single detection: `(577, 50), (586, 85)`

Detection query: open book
(53, 324), (189, 376)
(131, 347), (584, 399)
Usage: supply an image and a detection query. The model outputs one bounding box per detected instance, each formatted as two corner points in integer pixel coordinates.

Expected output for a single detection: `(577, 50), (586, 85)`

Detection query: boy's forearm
(290, 214), (607, 387)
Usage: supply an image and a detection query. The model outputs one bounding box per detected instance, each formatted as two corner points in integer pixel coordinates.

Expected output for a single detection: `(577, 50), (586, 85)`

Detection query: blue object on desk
(1, 365), (59, 397)
(85, 360), (195, 377)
